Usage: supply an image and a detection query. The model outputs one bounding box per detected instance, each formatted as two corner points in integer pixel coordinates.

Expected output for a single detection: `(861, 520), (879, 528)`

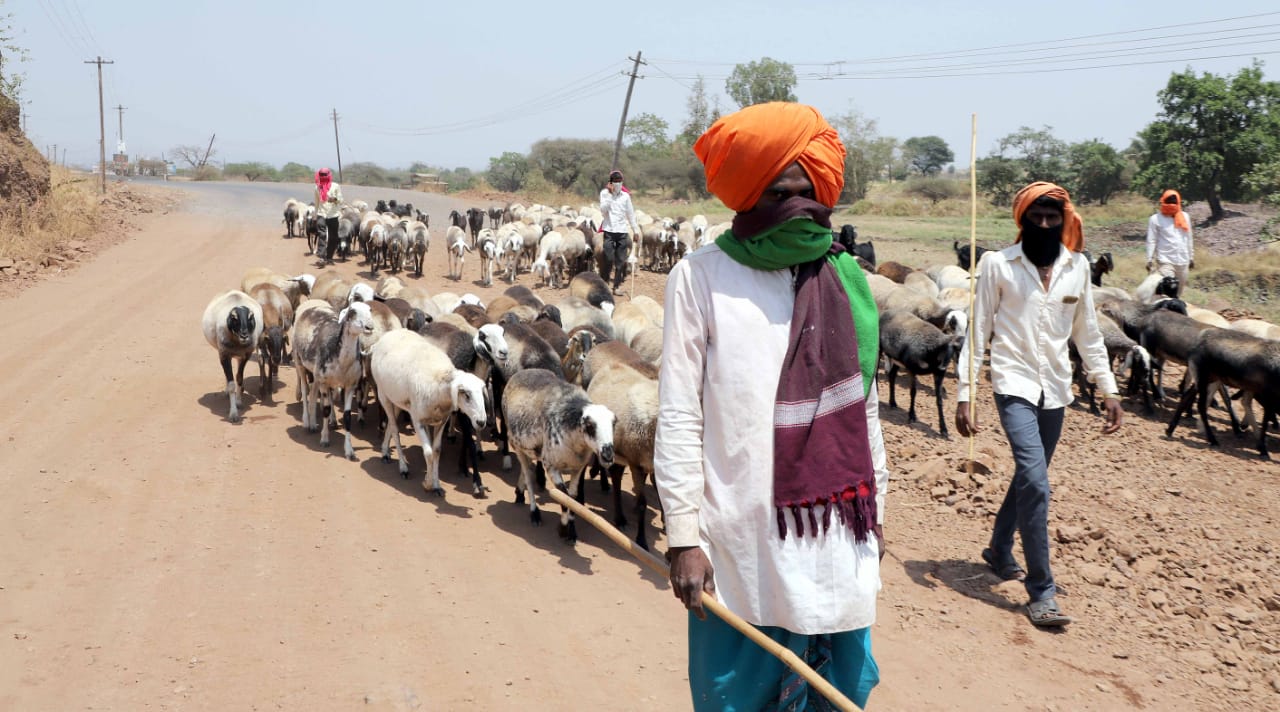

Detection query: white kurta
(654, 243), (889, 635)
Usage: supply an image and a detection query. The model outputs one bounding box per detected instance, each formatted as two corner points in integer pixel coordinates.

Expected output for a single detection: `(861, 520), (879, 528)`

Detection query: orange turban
(1159, 189), (1191, 231)
(1012, 181), (1084, 253)
(693, 102), (846, 212)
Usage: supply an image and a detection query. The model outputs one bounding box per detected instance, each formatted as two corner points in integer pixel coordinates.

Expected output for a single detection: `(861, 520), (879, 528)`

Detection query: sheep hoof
(400, 469), (411, 480)
(502, 455), (513, 470)
(529, 508), (542, 526)
(473, 486), (488, 499)
(559, 521), (578, 543)
(228, 413), (242, 424)
(514, 489), (526, 505)
(381, 454), (391, 464)
(429, 487), (445, 498)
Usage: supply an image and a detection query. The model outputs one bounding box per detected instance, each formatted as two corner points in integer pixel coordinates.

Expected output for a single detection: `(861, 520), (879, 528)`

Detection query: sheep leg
(1164, 381), (1198, 438)
(885, 361), (899, 409)
(552, 467), (580, 543)
(1240, 392), (1258, 433)
(419, 421), (444, 497)
(1197, 378), (1219, 447)
(378, 397), (400, 465)
(632, 466), (651, 551)
(514, 450), (539, 524)
(609, 464), (628, 529)
(933, 371), (949, 438)
(906, 373), (919, 424)
(342, 388), (357, 460)
(457, 415), (485, 497)
(258, 344), (270, 401)
(1258, 406), (1273, 461)
(319, 386), (333, 447)
(219, 356), (241, 423)
(235, 355), (250, 405)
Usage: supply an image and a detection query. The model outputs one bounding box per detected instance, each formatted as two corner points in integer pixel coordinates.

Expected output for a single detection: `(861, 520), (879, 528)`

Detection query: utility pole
(611, 51), (645, 172)
(331, 108), (343, 183)
(114, 104), (126, 143)
(84, 56), (114, 195)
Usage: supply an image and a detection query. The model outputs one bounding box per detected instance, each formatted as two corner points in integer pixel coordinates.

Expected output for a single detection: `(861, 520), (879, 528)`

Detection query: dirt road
(1, 182), (1275, 710)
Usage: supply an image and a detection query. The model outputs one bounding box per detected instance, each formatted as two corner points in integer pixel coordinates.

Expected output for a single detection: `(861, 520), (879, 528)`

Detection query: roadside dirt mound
(0, 93), (49, 209)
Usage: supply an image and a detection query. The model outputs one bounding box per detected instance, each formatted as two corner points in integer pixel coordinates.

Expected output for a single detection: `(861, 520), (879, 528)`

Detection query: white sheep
(368, 329), (489, 495)
(407, 221), (430, 276)
(291, 300), (376, 459)
(502, 368), (616, 541)
(532, 230), (565, 288)
(447, 225), (471, 280)
(202, 290), (264, 423)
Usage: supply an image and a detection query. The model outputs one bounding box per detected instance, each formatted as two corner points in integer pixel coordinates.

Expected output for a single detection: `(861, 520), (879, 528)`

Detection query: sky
(11, 1), (1280, 173)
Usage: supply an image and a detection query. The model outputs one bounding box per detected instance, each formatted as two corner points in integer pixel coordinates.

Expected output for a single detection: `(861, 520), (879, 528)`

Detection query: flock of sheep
(202, 197), (1278, 562)
(203, 199), (686, 548)
(859, 235), (1279, 459)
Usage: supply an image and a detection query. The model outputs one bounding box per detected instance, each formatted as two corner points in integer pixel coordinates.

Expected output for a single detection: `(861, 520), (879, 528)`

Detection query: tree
(440, 166), (477, 193)
(829, 108), (897, 202)
(624, 112), (671, 158)
(1245, 158), (1280, 206)
(901, 136), (954, 176)
(1066, 140), (1125, 205)
(997, 125), (1069, 185)
(171, 137), (217, 170)
(975, 155), (1023, 206)
(904, 176), (964, 204)
(1134, 62), (1280, 220)
(224, 161), (278, 182)
(677, 75), (714, 146)
(343, 162), (392, 187)
(487, 151), (530, 192)
(725, 57), (797, 108)
(529, 139), (612, 194)
(0, 5), (28, 103)
(280, 162), (312, 182)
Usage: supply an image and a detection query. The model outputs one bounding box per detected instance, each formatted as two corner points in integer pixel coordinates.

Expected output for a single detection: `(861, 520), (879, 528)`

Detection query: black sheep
(954, 240), (989, 271)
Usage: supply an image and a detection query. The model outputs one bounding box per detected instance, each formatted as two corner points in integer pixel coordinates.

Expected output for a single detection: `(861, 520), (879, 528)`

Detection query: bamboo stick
(545, 487), (862, 712)
(967, 114), (979, 470)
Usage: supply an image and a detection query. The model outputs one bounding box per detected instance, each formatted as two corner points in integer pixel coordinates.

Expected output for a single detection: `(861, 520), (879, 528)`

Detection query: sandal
(981, 548), (1026, 582)
(1027, 597), (1073, 627)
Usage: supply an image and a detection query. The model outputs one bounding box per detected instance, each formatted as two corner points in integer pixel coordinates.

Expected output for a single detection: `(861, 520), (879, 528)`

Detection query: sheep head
(475, 324), (510, 362)
(451, 372), (488, 431)
(581, 403), (616, 466)
(339, 302), (376, 337)
(226, 306), (257, 346)
(262, 325), (287, 365)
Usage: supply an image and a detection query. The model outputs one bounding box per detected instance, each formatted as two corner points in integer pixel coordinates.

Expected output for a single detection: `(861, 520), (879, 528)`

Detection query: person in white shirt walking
(313, 167), (344, 265)
(598, 170), (640, 295)
(1146, 189), (1194, 296)
(955, 181), (1123, 628)
(655, 102), (887, 710)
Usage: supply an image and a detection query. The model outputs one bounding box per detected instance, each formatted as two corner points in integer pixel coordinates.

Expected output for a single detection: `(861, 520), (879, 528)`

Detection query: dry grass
(1106, 250), (1280, 323)
(0, 167), (101, 263)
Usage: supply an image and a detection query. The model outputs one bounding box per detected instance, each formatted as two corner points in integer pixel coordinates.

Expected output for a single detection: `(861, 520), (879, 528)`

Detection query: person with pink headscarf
(313, 168), (344, 264)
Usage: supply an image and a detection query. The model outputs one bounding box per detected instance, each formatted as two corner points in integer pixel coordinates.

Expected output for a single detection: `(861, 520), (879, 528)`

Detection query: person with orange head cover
(1146, 189), (1194, 297)
(956, 181), (1124, 628)
(655, 102), (886, 710)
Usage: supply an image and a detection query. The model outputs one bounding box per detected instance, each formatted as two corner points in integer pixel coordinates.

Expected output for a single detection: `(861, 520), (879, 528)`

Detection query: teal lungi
(688, 612), (878, 711)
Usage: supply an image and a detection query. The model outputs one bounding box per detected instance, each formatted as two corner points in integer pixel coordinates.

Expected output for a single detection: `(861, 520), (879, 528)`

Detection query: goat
(954, 241), (989, 271)
(1167, 329), (1280, 459)
(466, 207), (486, 245)
(839, 224), (876, 268)
(879, 309), (962, 437)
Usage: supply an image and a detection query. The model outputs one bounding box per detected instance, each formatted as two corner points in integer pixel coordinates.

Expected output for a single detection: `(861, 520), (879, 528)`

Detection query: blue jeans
(991, 393), (1064, 603)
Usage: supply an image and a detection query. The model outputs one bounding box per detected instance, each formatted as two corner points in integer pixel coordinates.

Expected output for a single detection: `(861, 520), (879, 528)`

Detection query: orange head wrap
(1012, 181), (1084, 253)
(693, 102), (846, 212)
(1159, 189), (1190, 231)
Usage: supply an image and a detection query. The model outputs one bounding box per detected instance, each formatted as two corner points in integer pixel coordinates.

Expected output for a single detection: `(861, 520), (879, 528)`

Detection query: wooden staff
(966, 113), (979, 470)
(545, 487), (863, 712)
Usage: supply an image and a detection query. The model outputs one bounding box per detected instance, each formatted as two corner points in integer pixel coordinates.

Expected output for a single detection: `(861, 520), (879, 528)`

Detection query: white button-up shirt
(1146, 212), (1193, 265)
(598, 187), (639, 234)
(654, 243), (888, 635)
(957, 244), (1117, 409)
(314, 183), (344, 219)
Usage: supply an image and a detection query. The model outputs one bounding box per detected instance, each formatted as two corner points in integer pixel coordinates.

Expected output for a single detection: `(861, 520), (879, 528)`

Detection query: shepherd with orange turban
(1146, 189), (1194, 297)
(656, 102), (886, 710)
(956, 180), (1123, 629)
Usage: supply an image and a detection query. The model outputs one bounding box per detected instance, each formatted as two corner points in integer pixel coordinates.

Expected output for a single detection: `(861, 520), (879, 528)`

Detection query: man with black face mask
(954, 181), (1123, 628)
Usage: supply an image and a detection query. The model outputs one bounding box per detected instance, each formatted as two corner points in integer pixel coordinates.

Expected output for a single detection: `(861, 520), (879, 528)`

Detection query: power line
(645, 10), (1280, 72)
(347, 61), (626, 136)
(64, 0), (105, 56)
(37, 0), (92, 55)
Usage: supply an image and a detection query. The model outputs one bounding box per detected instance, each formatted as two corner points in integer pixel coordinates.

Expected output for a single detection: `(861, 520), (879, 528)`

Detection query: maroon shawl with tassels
(772, 245), (877, 542)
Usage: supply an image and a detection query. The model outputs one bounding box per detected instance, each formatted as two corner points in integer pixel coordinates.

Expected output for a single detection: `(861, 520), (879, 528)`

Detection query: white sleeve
(653, 259), (708, 548)
(863, 384), (890, 525)
(1072, 275), (1118, 396)
(956, 255), (998, 403)
(598, 189), (611, 216)
(1145, 216), (1157, 262)
(1185, 212), (1194, 261)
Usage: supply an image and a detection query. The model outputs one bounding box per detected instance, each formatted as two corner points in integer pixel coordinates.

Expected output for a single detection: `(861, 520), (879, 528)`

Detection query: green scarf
(716, 219), (880, 396)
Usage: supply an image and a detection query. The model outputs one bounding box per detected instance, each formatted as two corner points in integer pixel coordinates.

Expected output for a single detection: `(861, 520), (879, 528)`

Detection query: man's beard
(1020, 221), (1063, 268)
